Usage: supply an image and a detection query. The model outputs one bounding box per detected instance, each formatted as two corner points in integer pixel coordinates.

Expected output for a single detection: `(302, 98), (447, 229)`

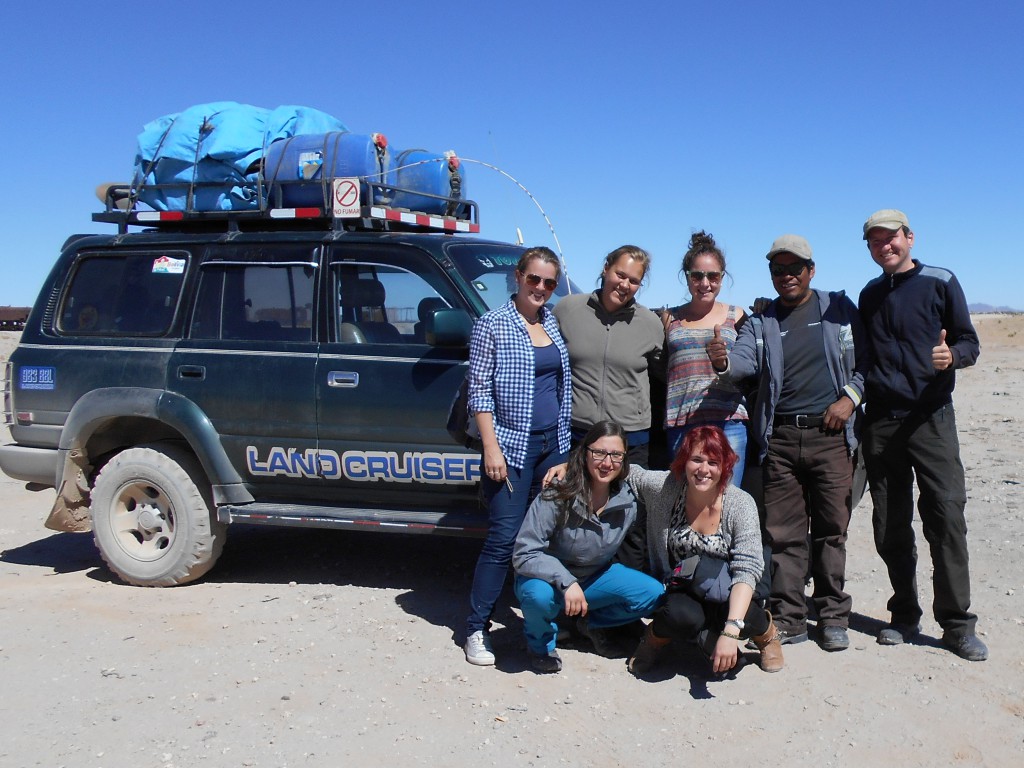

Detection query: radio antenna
(459, 157), (569, 290)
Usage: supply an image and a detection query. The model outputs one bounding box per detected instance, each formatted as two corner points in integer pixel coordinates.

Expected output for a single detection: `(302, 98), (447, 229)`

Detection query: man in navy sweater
(858, 209), (987, 662)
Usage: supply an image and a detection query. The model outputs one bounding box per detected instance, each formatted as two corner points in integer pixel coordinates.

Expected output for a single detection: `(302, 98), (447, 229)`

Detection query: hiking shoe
(576, 617), (624, 658)
(627, 626), (670, 676)
(464, 630), (495, 666)
(819, 626), (850, 652)
(777, 628), (809, 645)
(529, 649), (562, 673)
(942, 632), (988, 662)
(877, 623), (920, 646)
(745, 627), (806, 650)
(751, 612), (785, 673)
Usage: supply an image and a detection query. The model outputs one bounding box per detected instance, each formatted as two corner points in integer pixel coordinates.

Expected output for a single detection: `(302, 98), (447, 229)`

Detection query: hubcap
(110, 481), (176, 561)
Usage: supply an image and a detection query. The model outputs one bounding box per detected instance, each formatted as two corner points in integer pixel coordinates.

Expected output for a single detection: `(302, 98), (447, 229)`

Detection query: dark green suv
(1, 192), (575, 586)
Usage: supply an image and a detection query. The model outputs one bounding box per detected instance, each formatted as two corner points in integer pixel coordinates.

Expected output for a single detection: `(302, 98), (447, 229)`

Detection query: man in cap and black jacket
(858, 209), (987, 662)
(709, 234), (865, 654)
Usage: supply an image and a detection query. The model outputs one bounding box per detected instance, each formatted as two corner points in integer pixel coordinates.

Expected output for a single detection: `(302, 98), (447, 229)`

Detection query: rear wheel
(91, 444), (226, 586)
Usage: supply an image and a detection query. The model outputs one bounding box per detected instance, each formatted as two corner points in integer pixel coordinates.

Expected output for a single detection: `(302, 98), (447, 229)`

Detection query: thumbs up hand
(932, 328), (953, 370)
(706, 324), (729, 372)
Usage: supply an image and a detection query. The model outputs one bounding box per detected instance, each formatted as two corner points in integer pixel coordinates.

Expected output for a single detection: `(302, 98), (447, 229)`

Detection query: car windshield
(444, 242), (579, 313)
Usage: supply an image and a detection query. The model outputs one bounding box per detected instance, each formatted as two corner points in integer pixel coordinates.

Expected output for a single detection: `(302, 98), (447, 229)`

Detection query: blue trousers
(515, 563), (665, 654)
(667, 419), (748, 487)
(466, 426), (566, 636)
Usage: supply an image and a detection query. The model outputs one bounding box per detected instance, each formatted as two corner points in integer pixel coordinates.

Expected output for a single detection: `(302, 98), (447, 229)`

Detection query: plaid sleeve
(468, 314), (497, 415)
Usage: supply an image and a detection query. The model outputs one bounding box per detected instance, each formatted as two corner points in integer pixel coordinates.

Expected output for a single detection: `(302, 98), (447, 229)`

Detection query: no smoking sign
(332, 178), (361, 218)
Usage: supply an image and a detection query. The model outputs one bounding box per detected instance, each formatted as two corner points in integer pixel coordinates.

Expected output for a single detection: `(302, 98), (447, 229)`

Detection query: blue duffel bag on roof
(133, 102), (347, 212)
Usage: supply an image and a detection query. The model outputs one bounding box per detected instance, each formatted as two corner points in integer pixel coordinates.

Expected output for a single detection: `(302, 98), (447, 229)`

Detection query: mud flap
(44, 448), (93, 532)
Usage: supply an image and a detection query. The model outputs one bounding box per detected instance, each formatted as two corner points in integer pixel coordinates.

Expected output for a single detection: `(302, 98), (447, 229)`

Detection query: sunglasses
(686, 270), (723, 284)
(769, 262), (808, 278)
(522, 273), (559, 291)
(587, 448), (625, 465)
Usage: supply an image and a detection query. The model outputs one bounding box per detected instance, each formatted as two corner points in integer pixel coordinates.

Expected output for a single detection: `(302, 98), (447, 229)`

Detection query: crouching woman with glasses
(513, 422), (665, 673)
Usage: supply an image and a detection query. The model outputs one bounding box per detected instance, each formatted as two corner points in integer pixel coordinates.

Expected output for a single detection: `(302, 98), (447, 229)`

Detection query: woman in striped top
(663, 231), (749, 486)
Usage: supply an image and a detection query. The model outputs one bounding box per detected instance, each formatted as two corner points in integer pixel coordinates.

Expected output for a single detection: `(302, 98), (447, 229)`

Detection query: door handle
(177, 365), (206, 380)
(328, 371), (359, 388)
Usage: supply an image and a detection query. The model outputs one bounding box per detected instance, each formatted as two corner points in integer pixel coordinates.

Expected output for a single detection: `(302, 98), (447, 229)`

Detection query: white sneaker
(464, 630), (495, 666)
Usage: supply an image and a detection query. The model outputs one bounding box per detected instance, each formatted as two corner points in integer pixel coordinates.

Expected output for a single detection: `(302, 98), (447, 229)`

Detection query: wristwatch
(725, 618), (745, 631)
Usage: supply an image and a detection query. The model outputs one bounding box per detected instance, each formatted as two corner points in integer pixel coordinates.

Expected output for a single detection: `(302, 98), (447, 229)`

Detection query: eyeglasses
(686, 270), (723, 284)
(587, 448), (626, 465)
(523, 273), (559, 291)
(769, 262), (808, 278)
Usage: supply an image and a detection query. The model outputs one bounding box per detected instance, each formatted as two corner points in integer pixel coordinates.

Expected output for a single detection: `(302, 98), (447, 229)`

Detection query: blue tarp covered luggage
(133, 102), (347, 211)
(131, 102), (467, 217)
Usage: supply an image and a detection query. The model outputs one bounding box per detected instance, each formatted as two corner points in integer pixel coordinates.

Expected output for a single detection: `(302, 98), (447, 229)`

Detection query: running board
(217, 502), (488, 538)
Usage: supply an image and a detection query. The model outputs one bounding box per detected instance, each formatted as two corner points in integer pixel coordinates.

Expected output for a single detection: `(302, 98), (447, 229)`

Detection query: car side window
(332, 262), (452, 345)
(191, 263), (315, 342)
(57, 252), (187, 336)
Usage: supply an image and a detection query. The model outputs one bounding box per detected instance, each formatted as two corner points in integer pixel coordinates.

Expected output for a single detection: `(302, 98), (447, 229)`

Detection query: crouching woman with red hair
(624, 425), (784, 676)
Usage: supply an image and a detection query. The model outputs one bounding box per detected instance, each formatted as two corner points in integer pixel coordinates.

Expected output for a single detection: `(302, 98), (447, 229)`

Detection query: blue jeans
(515, 563), (665, 654)
(466, 426), (567, 636)
(666, 419), (748, 487)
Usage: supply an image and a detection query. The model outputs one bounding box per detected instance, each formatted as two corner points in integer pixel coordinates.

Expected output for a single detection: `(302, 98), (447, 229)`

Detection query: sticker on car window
(152, 255), (186, 274)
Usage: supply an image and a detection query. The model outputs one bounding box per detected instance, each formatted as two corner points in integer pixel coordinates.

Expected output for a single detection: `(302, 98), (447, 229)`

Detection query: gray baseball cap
(765, 234), (813, 261)
(863, 209), (910, 239)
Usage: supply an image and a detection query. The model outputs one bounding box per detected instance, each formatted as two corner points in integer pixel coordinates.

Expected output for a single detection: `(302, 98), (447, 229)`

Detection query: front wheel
(91, 444), (226, 586)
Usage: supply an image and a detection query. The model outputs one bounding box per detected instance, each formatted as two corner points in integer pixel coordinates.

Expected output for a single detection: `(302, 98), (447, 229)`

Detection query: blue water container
(390, 149), (465, 215)
(263, 132), (393, 208)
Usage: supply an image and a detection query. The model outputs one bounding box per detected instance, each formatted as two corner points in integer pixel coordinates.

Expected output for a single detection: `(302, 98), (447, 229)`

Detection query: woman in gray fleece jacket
(513, 422), (665, 673)
(625, 425), (784, 676)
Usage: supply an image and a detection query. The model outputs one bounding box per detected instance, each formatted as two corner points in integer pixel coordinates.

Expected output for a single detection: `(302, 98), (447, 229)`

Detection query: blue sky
(2, 2), (1021, 311)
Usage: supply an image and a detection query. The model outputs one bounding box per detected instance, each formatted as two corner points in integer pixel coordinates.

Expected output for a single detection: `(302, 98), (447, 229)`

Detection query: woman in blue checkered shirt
(463, 246), (573, 666)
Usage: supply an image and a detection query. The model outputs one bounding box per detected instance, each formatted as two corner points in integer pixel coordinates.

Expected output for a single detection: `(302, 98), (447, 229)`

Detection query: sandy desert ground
(0, 316), (1022, 768)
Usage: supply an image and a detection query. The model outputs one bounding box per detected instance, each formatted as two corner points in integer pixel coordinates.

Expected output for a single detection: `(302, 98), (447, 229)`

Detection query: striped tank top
(665, 304), (748, 428)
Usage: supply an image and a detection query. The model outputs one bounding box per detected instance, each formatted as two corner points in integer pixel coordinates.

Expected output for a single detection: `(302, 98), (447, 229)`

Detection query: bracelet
(720, 630), (741, 640)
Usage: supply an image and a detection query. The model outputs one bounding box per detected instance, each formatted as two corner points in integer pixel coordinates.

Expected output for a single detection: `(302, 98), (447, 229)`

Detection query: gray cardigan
(627, 467), (763, 590)
(513, 483), (637, 591)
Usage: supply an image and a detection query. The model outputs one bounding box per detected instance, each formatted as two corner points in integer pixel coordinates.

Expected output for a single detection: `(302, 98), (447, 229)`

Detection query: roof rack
(93, 179), (480, 236)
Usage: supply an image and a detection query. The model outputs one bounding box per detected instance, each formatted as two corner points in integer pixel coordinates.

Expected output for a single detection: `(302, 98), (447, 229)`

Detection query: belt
(773, 414), (824, 429)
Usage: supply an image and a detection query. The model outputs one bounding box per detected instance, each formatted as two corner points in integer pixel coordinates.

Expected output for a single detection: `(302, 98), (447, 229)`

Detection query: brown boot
(752, 610), (784, 673)
(627, 624), (671, 676)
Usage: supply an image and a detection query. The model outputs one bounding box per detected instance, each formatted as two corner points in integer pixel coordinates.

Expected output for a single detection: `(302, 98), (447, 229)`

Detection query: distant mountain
(970, 303), (1023, 314)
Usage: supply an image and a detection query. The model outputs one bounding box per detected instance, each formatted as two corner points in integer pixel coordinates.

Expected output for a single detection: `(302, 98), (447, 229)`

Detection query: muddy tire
(91, 444), (226, 586)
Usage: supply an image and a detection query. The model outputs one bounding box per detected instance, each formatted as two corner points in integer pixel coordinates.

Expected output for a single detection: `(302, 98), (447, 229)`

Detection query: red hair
(670, 425), (737, 488)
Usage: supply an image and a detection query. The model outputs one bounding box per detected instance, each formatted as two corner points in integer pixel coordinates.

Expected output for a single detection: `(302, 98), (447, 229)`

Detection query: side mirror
(427, 308), (473, 347)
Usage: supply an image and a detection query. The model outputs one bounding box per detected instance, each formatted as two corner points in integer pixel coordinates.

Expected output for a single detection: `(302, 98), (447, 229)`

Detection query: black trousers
(863, 404), (976, 636)
(652, 590), (769, 641)
(762, 425), (853, 631)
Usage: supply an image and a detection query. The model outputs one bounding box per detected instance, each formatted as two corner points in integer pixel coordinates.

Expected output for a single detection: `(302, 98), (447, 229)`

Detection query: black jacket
(858, 260), (979, 418)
